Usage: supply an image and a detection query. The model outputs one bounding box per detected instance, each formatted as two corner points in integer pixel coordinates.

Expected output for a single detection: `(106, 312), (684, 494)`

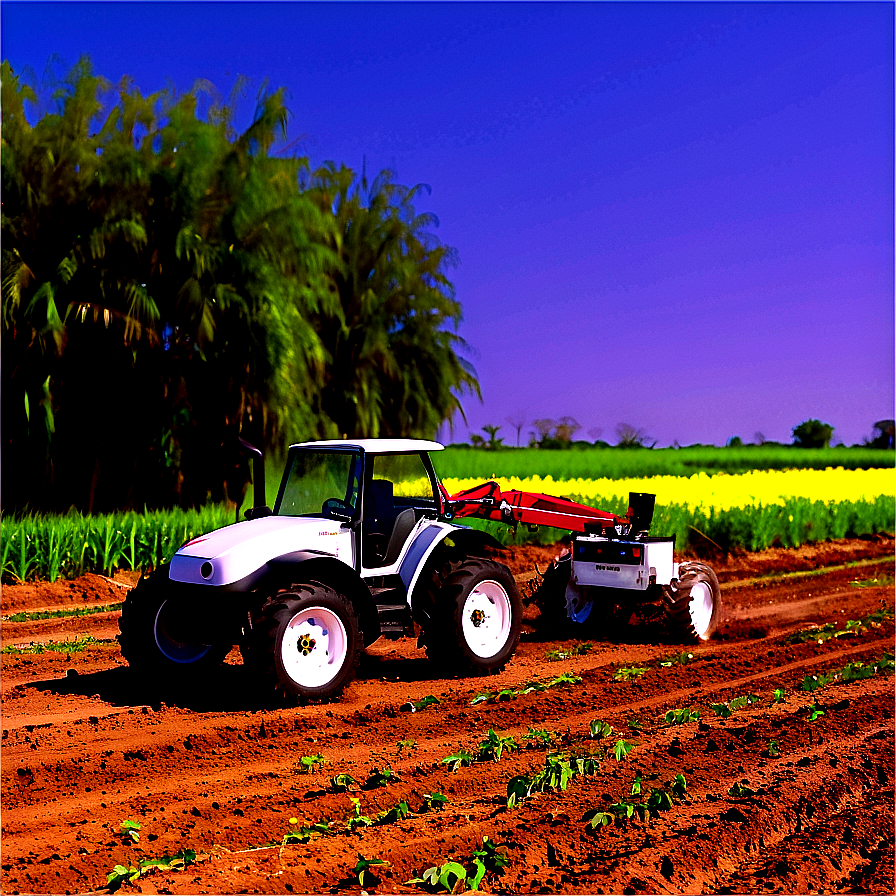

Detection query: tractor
(118, 439), (720, 702)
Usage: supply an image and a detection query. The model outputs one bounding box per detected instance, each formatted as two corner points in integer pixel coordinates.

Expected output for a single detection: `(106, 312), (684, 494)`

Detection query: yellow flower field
(436, 467), (894, 511)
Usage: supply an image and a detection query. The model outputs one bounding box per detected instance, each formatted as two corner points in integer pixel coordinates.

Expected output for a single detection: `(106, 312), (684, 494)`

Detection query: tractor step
(375, 602), (414, 638)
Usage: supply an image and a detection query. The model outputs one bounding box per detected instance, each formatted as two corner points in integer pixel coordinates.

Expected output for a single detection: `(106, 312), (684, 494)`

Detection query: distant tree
(726, 436), (743, 447)
(555, 416), (581, 443)
(505, 410), (526, 448)
(481, 424), (504, 450)
(615, 423), (654, 448)
(753, 432), (767, 445)
(532, 418), (555, 442)
(469, 433), (484, 448)
(792, 419), (834, 448)
(870, 419), (895, 449)
(587, 426), (604, 443)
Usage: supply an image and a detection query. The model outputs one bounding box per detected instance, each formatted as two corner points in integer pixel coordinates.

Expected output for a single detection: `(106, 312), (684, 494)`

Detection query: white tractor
(118, 438), (720, 702)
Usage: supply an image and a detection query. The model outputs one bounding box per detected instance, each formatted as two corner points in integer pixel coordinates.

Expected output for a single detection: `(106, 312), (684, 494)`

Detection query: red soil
(1, 535), (893, 895)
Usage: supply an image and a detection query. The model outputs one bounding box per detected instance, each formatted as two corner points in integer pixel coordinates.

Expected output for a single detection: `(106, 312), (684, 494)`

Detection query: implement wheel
(663, 561), (721, 641)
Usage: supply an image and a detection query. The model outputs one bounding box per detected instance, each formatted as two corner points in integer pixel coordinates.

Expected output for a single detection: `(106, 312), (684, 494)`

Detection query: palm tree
(311, 165), (478, 439)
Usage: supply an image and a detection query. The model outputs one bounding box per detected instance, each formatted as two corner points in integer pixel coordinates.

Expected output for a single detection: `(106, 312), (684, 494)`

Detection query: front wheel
(663, 561), (721, 641)
(248, 584), (361, 702)
(118, 565), (231, 673)
(426, 559), (522, 674)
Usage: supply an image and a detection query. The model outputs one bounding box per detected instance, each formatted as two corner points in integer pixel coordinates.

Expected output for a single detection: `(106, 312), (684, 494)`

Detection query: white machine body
(571, 535), (678, 591)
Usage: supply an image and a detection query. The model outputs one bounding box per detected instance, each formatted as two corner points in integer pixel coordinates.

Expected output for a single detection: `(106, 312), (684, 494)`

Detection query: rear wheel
(426, 559), (522, 674)
(248, 584), (361, 702)
(663, 561), (721, 641)
(118, 566), (231, 673)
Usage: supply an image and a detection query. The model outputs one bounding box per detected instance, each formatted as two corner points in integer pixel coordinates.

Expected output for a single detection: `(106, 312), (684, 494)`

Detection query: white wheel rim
(688, 581), (714, 639)
(154, 600), (212, 664)
(461, 580), (512, 659)
(281, 606), (348, 689)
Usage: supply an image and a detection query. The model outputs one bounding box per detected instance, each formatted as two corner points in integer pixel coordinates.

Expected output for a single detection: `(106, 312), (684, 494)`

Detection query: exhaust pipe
(238, 438), (270, 518)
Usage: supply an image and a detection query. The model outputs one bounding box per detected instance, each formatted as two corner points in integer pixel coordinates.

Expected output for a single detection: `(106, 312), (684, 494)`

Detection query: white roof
(289, 438), (445, 453)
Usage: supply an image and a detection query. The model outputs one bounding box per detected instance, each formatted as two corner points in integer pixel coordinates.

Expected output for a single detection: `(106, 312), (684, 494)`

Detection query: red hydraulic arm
(442, 480), (631, 534)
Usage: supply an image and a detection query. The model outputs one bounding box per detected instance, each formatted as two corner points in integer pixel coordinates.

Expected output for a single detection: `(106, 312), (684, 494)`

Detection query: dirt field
(2, 536), (894, 895)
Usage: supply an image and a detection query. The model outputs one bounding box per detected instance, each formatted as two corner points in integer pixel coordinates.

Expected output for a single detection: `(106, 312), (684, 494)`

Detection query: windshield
(275, 449), (362, 519)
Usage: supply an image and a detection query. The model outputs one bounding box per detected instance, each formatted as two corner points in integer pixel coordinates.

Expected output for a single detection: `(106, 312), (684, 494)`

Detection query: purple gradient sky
(3, 1), (893, 446)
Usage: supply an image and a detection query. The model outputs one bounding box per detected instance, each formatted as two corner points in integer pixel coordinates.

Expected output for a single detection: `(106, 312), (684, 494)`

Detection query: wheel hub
(297, 632), (317, 656)
(281, 607), (348, 688)
(461, 580), (512, 659)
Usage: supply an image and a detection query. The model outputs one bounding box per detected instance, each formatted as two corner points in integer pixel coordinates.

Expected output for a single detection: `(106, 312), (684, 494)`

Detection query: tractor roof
(289, 438), (445, 454)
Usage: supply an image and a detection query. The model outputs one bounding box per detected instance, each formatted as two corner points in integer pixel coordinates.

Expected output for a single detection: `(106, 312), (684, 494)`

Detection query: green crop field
(1, 447), (893, 582)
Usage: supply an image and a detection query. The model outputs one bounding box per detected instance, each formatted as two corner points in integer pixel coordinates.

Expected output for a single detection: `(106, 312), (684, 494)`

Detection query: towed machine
(119, 439), (720, 702)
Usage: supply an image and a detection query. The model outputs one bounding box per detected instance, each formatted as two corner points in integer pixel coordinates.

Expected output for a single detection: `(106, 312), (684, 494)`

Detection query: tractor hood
(169, 515), (353, 587)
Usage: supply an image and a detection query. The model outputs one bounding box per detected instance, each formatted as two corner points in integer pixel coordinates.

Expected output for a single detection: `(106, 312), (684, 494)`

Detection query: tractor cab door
(361, 452), (440, 570)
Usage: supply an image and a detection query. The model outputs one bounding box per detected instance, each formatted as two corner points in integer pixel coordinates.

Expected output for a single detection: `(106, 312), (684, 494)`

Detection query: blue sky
(3, 1), (893, 446)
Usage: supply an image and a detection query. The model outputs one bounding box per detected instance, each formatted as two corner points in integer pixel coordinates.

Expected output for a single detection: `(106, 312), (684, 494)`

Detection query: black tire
(426, 558), (522, 674)
(662, 561), (721, 642)
(247, 584), (361, 702)
(118, 565), (231, 673)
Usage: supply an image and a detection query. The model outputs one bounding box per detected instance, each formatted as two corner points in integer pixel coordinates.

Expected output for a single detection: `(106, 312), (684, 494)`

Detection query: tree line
(1, 59), (478, 512)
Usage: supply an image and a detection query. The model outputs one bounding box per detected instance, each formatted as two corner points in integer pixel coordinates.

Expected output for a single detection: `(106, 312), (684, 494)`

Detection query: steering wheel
(322, 498), (352, 520)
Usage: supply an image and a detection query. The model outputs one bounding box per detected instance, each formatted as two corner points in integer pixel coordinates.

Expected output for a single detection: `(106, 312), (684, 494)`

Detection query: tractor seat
(364, 480), (418, 566)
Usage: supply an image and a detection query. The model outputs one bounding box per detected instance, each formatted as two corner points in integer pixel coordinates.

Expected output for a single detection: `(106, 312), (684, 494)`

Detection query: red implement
(444, 480), (630, 533)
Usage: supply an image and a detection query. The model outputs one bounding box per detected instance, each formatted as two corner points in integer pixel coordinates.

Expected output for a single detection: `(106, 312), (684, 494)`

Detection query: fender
(253, 552), (379, 647)
(402, 523), (505, 613)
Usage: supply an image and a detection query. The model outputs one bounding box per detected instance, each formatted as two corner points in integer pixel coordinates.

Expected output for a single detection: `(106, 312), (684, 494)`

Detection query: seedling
(405, 695), (440, 712)
(549, 671), (583, 687)
(729, 694), (760, 710)
(409, 861), (468, 893)
(3, 603), (123, 623)
(773, 688), (786, 704)
(584, 773), (688, 829)
(658, 651), (693, 667)
(477, 729), (519, 762)
(330, 773), (357, 792)
(766, 739), (781, 757)
(346, 799), (374, 831)
(545, 642), (593, 661)
(119, 819), (141, 844)
(354, 854), (388, 888)
(613, 665), (648, 682)
(105, 849), (196, 891)
(710, 703), (732, 718)
(364, 766), (399, 788)
(506, 750), (601, 807)
(728, 781), (755, 798)
(408, 838), (508, 893)
(106, 864), (140, 890)
(375, 800), (410, 825)
(522, 726), (557, 747)
(397, 738), (417, 754)
(807, 703), (825, 722)
(420, 792), (448, 812)
(787, 607), (893, 645)
(441, 749), (474, 771)
(296, 753), (325, 774)
(664, 707), (700, 726)
(282, 817), (311, 845)
(2, 635), (101, 656)
(589, 719), (614, 739)
(611, 739), (635, 761)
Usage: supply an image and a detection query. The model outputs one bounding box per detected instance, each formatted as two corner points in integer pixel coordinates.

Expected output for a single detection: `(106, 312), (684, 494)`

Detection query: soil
(1, 535), (894, 895)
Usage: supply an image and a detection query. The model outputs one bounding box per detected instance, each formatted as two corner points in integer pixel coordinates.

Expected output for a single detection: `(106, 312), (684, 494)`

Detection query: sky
(2, 0), (893, 447)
